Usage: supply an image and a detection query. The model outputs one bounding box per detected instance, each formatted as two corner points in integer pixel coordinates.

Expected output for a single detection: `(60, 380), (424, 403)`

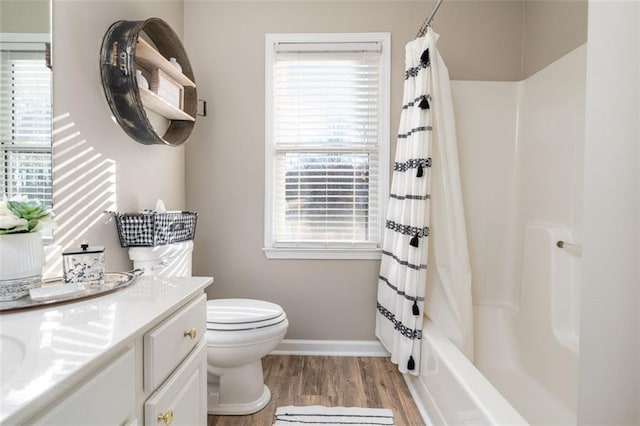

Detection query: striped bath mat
(274, 406), (394, 425)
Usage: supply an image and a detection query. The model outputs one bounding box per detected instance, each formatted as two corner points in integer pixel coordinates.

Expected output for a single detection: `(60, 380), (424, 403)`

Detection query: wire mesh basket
(112, 211), (197, 247)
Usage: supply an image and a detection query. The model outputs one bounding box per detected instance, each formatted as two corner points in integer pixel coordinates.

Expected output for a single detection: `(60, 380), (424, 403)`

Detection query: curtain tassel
(412, 300), (420, 316)
(419, 96), (430, 110)
(410, 234), (420, 248)
(420, 49), (430, 67)
(416, 164), (424, 178)
(407, 356), (416, 371)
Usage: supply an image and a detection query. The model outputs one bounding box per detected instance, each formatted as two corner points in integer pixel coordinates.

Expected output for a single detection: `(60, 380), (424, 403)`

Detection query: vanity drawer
(144, 294), (206, 391)
(144, 340), (207, 426)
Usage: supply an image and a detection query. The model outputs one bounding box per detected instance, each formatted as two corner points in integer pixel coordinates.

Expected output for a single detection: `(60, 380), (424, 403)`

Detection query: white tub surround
(0, 275), (213, 425)
(418, 43), (587, 426)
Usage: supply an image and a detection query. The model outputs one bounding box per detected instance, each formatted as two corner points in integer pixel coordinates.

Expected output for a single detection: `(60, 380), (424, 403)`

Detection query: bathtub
(404, 320), (527, 425)
(405, 225), (580, 425)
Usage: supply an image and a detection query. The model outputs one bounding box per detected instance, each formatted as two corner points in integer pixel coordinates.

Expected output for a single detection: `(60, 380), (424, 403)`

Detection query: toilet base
(206, 359), (272, 415)
(207, 384), (271, 415)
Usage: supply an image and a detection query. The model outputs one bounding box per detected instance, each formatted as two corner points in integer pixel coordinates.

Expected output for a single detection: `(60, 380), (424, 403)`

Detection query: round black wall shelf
(100, 18), (197, 146)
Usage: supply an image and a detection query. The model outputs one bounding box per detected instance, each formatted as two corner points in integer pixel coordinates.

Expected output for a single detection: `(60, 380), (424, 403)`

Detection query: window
(0, 37), (52, 208)
(264, 33), (390, 259)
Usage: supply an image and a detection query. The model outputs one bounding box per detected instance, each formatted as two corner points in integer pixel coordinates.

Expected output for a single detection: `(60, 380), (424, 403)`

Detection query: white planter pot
(0, 232), (45, 301)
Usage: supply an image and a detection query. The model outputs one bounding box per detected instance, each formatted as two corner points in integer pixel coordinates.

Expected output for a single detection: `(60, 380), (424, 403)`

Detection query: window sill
(263, 247), (382, 260)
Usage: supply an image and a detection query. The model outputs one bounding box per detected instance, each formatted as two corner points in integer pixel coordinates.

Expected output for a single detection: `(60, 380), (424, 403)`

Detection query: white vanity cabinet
(31, 349), (136, 426)
(144, 295), (206, 391)
(1, 276), (213, 426)
(143, 294), (208, 426)
(145, 341), (207, 426)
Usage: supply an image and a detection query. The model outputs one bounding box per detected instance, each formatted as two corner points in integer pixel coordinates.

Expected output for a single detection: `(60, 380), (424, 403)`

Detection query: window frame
(263, 32), (390, 260)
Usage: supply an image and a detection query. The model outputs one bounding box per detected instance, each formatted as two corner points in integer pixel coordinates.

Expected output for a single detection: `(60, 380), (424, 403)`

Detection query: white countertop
(0, 275), (213, 425)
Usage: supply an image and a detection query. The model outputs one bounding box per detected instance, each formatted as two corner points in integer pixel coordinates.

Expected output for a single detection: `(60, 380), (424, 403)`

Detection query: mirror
(0, 0), (53, 209)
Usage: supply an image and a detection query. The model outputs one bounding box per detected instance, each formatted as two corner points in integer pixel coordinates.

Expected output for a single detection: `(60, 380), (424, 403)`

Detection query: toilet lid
(206, 299), (286, 331)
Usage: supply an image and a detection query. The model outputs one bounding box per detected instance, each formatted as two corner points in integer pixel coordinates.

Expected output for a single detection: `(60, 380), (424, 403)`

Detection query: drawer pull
(183, 328), (197, 340)
(157, 410), (174, 425)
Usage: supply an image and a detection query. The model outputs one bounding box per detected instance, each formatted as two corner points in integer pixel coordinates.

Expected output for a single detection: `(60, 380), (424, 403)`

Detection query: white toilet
(129, 241), (288, 415)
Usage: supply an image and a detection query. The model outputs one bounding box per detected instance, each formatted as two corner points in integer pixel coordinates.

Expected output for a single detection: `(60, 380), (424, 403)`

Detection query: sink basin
(0, 335), (26, 384)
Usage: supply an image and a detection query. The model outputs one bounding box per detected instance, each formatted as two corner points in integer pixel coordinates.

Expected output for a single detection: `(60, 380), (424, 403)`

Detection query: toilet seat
(206, 299), (286, 331)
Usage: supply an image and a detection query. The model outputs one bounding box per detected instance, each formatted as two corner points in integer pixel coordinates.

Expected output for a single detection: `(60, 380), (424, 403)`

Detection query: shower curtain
(375, 29), (473, 374)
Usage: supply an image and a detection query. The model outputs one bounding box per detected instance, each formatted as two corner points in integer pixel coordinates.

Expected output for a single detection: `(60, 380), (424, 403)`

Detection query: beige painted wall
(183, 0), (524, 341)
(522, 0), (588, 78)
(39, 0), (588, 341)
(0, 0), (49, 34)
(49, 0), (186, 276)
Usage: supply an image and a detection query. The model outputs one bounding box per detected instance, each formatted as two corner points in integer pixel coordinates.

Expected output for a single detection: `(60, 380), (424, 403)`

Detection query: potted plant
(0, 195), (55, 301)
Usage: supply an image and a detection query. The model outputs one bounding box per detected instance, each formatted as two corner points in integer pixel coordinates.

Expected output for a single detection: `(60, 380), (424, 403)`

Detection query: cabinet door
(31, 348), (136, 426)
(145, 341), (207, 426)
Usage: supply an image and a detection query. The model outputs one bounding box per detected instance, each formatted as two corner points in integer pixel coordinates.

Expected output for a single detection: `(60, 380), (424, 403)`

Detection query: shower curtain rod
(416, 0), (444, 38)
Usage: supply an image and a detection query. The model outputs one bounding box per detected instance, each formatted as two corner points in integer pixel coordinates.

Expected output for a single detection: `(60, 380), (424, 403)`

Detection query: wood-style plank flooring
(207, 355), (425, 426)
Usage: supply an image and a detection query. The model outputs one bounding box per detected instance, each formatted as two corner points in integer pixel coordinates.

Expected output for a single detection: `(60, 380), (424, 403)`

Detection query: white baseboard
(272, 339), (390, 357)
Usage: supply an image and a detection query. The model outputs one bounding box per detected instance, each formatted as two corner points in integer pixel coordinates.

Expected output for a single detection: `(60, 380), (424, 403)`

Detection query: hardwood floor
(207, 355), (425, 426)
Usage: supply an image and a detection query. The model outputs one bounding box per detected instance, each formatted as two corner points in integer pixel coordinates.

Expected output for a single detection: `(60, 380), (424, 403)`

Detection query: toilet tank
(128, 240), (193, 277)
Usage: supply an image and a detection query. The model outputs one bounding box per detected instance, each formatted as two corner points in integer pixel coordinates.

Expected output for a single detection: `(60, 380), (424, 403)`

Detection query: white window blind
(265, 34), (390, 258)
(0, 43), (52, 208)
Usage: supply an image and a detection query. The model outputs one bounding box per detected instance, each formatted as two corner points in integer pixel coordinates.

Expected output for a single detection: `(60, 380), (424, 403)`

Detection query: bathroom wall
(49, 0), (186, 276)
(578, 1), (640, 423)
(183, 0), (524, 341)
(515, 44), (586, 305)
(515, 44), (586, 412)
(40, 0), (589, 341)
(522, 0), (588, 78)
(183, 0), (589, 341)
(0, 0), (49, 33)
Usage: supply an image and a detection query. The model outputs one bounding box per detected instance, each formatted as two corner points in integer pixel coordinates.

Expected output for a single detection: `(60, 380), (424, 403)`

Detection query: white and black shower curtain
(376, 29), (473, 374)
